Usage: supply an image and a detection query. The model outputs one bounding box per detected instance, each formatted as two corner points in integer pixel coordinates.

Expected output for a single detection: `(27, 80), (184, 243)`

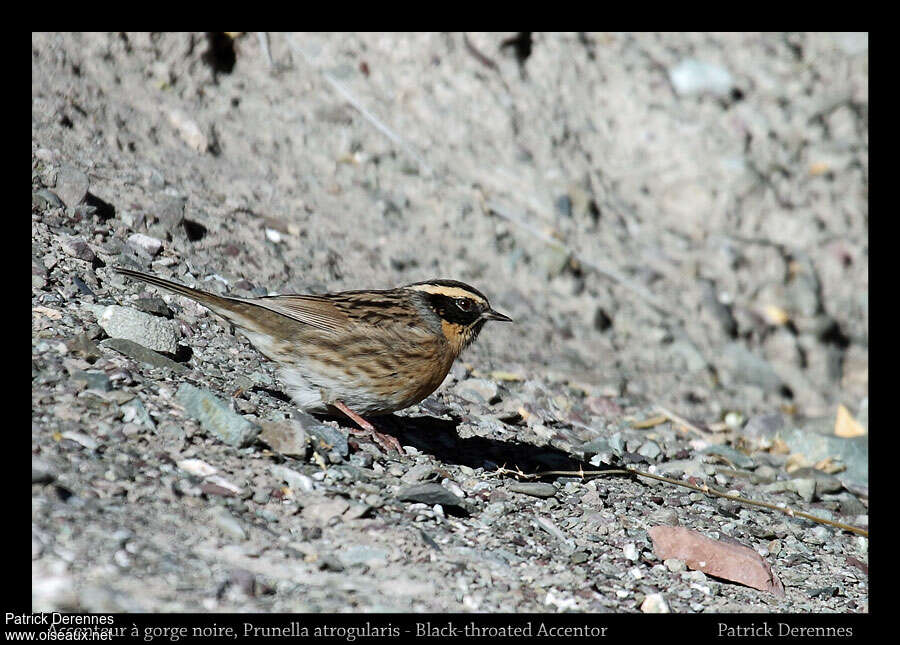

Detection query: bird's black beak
(482, 309), (513, 322)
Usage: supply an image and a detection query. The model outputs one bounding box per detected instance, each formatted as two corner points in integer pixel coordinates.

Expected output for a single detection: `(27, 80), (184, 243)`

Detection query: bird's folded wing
(243, 295), (351, 334)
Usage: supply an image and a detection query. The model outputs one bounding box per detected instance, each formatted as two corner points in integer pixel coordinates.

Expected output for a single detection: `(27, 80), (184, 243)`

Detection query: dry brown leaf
(813, 456), (846, 475)
(784, 453), (813, 473)
(648, 526), (784, 596)
(769, 437), (791, 455)
(834, 404), (866, 438)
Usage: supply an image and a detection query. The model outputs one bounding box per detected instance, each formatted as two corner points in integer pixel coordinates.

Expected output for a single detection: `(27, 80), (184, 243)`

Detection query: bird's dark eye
(455, 298), (475, 312)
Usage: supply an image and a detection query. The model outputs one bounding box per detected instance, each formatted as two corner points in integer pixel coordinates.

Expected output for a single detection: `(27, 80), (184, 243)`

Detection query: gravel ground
(32, 32), (867, 613)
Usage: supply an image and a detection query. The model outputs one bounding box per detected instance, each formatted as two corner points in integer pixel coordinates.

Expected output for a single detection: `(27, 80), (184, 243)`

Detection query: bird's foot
(333, 400), (403, 454)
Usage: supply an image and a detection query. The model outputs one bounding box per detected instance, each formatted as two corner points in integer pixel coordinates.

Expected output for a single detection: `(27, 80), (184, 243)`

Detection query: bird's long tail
(114, 267), (233, 311)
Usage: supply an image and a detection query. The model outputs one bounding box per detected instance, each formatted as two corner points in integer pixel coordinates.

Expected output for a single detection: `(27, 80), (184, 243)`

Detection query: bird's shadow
(319, 411), (587, 475)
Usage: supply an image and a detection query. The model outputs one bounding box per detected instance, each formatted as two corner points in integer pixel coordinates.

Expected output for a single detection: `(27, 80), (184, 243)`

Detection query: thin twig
(492, 465), (868, 538)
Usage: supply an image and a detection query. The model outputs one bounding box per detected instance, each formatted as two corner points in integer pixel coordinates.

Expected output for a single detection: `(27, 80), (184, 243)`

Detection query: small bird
(114, 267), (512, 452)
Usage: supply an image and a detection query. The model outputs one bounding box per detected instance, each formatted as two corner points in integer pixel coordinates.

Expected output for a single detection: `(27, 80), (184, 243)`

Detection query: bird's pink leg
(333, 400), (403, 454)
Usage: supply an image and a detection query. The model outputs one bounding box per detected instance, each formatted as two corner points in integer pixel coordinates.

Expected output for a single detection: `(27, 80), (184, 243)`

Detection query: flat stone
(454, 378), (500, 405)
(99, 338), (187, 373)
(669, 59), (733, 97)
(259, 419), (308, 458)
(779, 425), (868, 490)
(98, 305), (178, 354)
(54, 165), (90, 208)
(271, 465), (314, 494)
(120, 398), (155, 429)
(33, 189), (64, 209)
(300, 495), (351, 523)
(638, 440), (662, 461)
(700, 445), (755, 469)
(127, 233), (164, 257)
(741, 413), (784, 441)
(212, 508), (246, 541)
(176, 384), (260, 448)
(60, 236), (95, 263)
(508, 482), (557, 498)
(665, 558), (687, 572)
(294, 411), (348, 458)
(132, 297), (172, 318)
(397, 483), (467, 512)
(401, 464), (435, 484)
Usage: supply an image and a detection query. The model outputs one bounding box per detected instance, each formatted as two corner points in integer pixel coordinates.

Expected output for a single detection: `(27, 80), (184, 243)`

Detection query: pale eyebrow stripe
(406, 284), (487, 305)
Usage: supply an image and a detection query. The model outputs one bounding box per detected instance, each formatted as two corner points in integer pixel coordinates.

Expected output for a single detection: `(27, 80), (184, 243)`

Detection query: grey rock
(293, 411), (348, 459)
(301, 496), (351, 523)
(61, 431), (99, 451)
(741, 413), (784, 441)
(397, 483), (466, 510)
(779, 425), (868, 489)
(33, 189), (65, 209)
(664, 558), (686, 572)
(97, 305), (178, 354)
(343, 502), (373, 520)
(669, 59), (733, 97)
(271, 465), (314, 493)
(176, 383), (261, 448)
(259, 419), (308, 458)
(66, 333), (102, 360)
(155, 195), (187, 228)
(764, 478), (817, 502)
(401, 464), (435, 484)
(60, 236), (96, 263)
(212, 508), (247, 541)
(570, 551), (589, 564)
(54, 165), (90, 208)
(71, 370), (111, 392)
(99, 338), (187, 372)
(121, 398), (155, 429)
(647, 508), (680, 527)
(132, 297), (173, 318)
(640, 593), (670, 613)
(508, 482), (557, 498)
(752, 465), (779, 484)
(656, 459), (707, 479)
(831, 492), (866, 517)
(454, 378), (500, 405)
(790, 467), (843, 497)
(700, 445), (754, 469)
(32, 459), (56, 484)
(608, 432), (625, 455)
(127, 233), (164, 257)
(637, 440), (662, 461)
